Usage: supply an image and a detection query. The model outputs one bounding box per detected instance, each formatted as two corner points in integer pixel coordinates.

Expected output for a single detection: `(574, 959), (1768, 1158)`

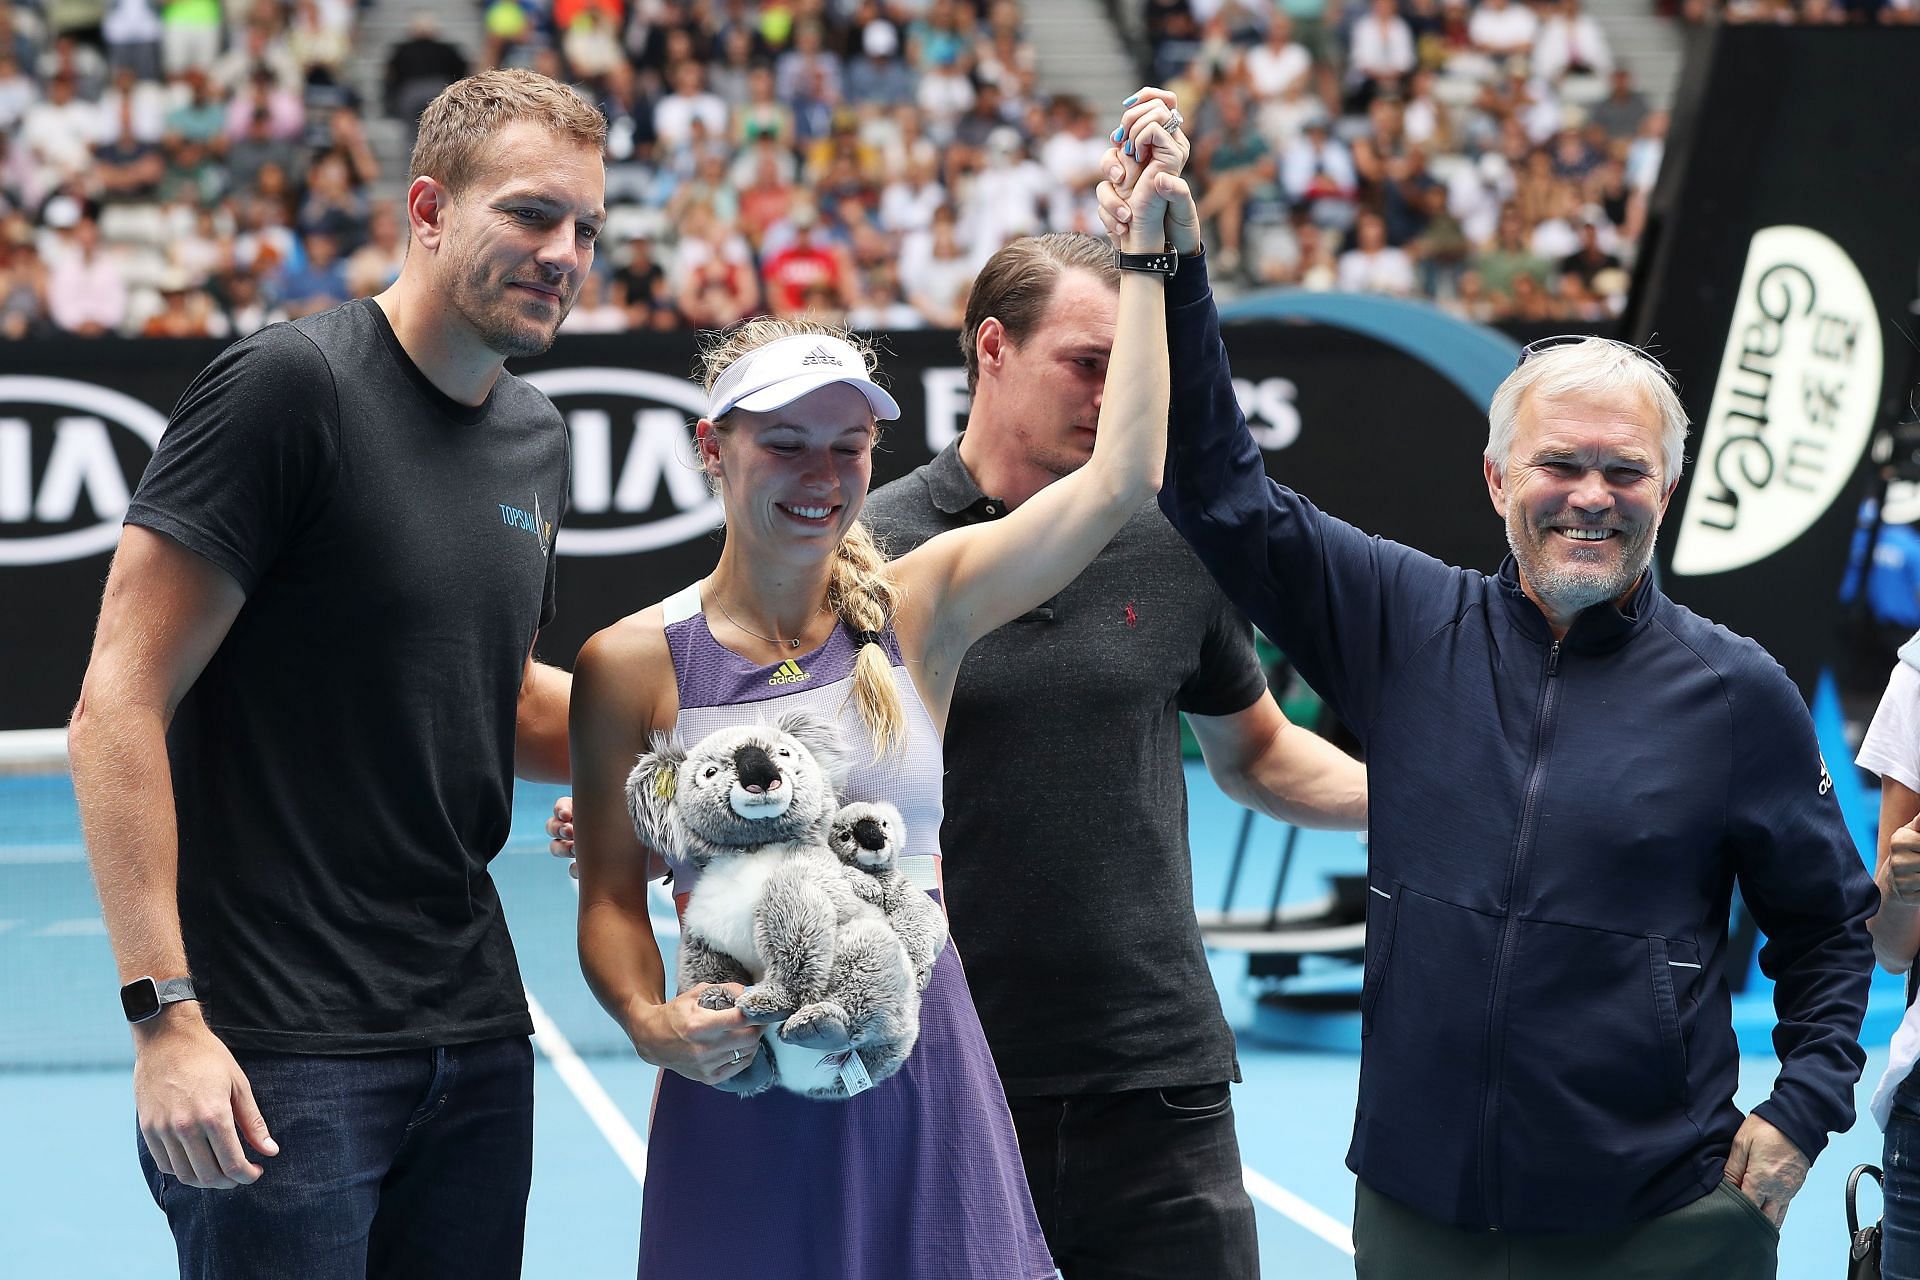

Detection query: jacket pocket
(1494, 919), (1709, 1229)
(1157, 1082), (1233, 1116)
(1358, 882), (1400, 1032)
(1648, 935), (1691, 1112)
(1350, 886), (1499, 1226)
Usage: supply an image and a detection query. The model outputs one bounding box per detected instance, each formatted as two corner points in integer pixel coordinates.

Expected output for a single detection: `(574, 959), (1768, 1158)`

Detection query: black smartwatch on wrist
(120, 975), (197, 1023)
(1115, 246), (1178, 278)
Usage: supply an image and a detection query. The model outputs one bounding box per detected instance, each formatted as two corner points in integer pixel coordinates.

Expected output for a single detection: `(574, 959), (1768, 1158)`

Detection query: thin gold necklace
(709, 588), (812, 650)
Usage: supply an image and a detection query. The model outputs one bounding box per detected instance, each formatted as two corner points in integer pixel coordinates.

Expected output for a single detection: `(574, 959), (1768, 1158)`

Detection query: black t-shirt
(125, 298), (568, 1053)
(863, 442), (1267, 1094)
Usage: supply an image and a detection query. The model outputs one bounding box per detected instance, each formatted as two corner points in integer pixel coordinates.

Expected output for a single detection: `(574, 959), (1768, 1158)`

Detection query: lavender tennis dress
(638, 582), (1055, 1280)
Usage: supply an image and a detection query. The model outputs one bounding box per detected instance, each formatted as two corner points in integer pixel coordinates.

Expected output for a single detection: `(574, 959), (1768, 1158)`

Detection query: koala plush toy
(827, 801), (947, 994)
(625, 711), (946, 1100)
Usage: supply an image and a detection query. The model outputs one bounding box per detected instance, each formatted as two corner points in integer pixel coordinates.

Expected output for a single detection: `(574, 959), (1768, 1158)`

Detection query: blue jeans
(1886, 1093), (1920, 1280)
(139, 1036), (534, 1280)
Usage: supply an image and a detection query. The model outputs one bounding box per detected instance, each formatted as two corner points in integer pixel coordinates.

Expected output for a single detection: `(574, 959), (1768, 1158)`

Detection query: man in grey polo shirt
(861, 231), (1368, 1278)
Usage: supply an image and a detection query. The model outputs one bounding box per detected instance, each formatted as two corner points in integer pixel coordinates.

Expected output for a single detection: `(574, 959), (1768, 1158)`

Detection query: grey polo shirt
(863, 441), (1268, 1094)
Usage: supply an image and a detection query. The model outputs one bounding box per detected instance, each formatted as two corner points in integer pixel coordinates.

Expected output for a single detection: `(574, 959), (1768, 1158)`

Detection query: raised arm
(1094, 89), (1303, 632)
(569, 620), (762, 1086)
(891, 102), (1187, 686)
(69, 525), (279, 1191)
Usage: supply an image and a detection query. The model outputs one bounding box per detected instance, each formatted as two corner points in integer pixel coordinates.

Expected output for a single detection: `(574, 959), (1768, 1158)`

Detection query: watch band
(121, 975), (198, 1023)
(1115, 247), (1178, 277)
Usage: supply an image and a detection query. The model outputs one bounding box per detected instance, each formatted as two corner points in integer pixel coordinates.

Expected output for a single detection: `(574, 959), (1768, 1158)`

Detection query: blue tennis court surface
(0, 764), (1898, 1277)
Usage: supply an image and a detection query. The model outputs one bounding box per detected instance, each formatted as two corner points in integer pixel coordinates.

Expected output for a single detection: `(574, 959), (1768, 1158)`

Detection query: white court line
(525, 989), (649, 1187)
(34, 917), (106, 936)
(1242, 1164), (1355, 1257)
(0, 847), (88, 865)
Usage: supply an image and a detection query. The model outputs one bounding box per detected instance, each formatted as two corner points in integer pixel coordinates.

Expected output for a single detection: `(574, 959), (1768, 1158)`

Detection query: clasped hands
(1095, 87), (1202, 257)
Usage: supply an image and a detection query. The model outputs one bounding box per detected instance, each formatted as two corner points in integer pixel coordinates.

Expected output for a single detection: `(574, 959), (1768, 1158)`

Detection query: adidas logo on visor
(705, 333), (902, 421)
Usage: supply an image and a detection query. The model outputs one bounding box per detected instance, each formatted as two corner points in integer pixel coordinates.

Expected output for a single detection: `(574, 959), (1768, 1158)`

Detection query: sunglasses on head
(1515, 333), (1670, 375)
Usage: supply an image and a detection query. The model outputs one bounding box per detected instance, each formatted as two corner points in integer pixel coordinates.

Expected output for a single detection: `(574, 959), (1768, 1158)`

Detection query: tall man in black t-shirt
(859, 230), (1366, 1278)
(69, 71), (607, 1280)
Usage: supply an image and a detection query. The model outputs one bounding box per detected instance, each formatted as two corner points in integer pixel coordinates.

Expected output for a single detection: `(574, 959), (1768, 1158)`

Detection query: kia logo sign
(1672, 225), (1884, 576)
(0, 376), (167, 566)
(524, 366), (724, 557)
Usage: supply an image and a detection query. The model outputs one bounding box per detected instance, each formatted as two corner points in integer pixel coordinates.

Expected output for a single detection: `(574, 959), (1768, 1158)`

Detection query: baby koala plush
(625, 711), (942, 1100)
(827, 802), (947, 994)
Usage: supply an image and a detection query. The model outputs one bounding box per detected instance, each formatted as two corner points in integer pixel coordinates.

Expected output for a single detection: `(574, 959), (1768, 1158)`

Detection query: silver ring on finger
(730, 1049), (743, 1065)
(1168, 109), (1183, 133)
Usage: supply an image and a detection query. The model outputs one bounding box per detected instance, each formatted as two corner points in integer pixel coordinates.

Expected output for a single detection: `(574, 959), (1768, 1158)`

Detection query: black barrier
(0, 319), (1524, 730)
(1627, 26), (1920, 697)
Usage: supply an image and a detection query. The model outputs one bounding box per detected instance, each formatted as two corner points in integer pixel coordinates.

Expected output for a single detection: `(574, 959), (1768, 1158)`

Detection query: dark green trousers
(1353, 1178), (1779, 1279)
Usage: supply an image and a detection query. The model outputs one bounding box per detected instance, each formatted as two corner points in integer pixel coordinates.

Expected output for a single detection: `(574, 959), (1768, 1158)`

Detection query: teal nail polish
(1124, 139), (1134, 156)
(1113, 128), (1124, 142)
(1123, 94), (1138, 106)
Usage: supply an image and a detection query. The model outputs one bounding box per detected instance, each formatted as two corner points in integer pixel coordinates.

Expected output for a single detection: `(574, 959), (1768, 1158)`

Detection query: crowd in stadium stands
(1149, 0), (1667, 321)
(0, 0), (1883, 343)
(1673, 0), (1916, 21)
(0, 0), (379, 338)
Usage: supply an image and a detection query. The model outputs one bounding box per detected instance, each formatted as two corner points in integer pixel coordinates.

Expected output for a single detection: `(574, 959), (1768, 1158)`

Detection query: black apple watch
(120, 976), (197, 1023)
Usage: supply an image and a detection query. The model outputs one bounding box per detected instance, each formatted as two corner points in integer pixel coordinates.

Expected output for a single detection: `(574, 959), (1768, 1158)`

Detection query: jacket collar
(1495, 554), (1659, 654)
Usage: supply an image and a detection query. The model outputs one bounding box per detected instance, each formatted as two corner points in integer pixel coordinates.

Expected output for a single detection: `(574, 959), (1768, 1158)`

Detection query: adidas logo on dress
(768, 659), (810, 686)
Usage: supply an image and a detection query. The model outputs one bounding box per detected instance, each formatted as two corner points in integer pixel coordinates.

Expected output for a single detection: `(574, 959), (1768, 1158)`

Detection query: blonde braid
(828, 521), (907, 759)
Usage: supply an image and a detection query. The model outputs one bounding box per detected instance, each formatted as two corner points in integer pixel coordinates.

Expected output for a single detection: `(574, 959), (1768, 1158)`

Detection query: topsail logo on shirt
(498, 493), (552, 555)
(0, 376), (168, 566)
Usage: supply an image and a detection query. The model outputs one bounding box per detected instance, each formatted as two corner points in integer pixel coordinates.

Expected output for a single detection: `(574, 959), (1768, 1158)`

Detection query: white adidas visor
(707, 334), (902, 422)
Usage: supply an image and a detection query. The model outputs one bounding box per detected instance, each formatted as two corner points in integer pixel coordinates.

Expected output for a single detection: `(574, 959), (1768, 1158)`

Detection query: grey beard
(1505, 517), (1654, 619)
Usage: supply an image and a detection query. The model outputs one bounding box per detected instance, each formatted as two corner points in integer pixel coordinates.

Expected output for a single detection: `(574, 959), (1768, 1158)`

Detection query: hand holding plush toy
(624, 711), (943, 1099)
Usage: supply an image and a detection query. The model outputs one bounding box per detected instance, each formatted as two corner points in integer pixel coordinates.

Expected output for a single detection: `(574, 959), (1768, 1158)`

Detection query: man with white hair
(1101, 87), (1875, 1275)
(1167, 233), (1868, 1280)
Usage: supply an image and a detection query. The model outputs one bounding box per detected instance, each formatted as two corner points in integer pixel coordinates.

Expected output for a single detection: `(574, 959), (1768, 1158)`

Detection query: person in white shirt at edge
(1855, 639), (1920, 1280)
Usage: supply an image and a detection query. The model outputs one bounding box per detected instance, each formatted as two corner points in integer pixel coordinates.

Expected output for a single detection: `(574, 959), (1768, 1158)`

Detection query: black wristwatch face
(120, 977), (160, 1023)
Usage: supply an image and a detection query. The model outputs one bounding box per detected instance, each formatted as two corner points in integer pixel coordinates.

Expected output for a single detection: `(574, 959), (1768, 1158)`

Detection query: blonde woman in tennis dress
(568, 112), (1190, 1280)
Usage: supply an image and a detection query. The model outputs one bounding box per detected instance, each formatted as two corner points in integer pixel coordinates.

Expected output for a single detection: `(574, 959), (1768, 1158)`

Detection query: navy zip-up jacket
(1158, 256), (1876, 1232)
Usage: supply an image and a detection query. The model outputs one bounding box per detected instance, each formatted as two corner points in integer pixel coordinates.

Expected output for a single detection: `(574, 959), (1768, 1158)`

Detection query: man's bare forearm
(70, 690), (191, 983)
(1869, 864), (1920, 974)
(515, 659), (572, 783)
(1214, 720), (1368, 831)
